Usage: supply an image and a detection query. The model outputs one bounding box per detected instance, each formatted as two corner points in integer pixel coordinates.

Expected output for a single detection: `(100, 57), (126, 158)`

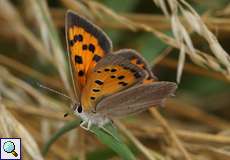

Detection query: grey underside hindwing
(96, 81), (177, 117)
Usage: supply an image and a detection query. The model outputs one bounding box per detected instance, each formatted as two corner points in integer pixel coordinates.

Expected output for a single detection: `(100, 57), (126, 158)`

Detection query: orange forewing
(66, 11), (112, 93)
(68, 26), (106, 90)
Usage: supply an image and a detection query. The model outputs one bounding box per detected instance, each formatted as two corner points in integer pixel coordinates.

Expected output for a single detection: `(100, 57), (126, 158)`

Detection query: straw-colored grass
(0, 0), (229, 159)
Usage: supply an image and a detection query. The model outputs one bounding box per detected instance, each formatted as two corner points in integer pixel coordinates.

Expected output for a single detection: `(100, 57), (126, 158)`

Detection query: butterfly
(65, 10), (177, 131)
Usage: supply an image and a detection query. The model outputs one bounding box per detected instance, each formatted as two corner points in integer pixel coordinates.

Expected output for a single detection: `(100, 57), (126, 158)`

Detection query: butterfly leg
(87, 120), (92, 130)
(80, 120), (89, 130)
(80, 120), (118, 140)
(80, 120), (95, 134)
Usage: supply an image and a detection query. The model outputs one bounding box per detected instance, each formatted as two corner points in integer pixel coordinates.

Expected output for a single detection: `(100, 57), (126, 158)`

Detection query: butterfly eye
(72, 103), (82, 113)
(77, 105), (83, 113)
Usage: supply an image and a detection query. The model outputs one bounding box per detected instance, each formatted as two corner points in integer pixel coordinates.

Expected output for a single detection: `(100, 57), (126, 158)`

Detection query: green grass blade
(42, 120), (136, 160)
(90, 123), (136, 160)
(42, 119), (81, 156)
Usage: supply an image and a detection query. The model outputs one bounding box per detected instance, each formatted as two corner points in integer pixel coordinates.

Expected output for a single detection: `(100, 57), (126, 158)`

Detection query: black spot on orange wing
(78, 34), (83, 41)
(89, 43), (95, 53)
(104, 68), (110, 72)
(92, 89), (100, 92)
(95, 80), (104, 85)
(82, 44), (88, 50)
(117, 75), (125, 80)
(78, 70), (84, 76)
(111, 68), (117, 72)
(75, 55), (83, 64)
(118, 81), (128, 86)
(69, 40), (75, 46)
(93, 55), (102, 62)
(90, 97), (96, 100)
(110, 75), (116, 78)
(74, 34), (83, 42)
(122, 82), (128, 86)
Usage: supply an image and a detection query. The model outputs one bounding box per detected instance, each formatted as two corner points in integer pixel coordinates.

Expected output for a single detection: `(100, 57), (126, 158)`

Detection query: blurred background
(0, 0), (229, 160)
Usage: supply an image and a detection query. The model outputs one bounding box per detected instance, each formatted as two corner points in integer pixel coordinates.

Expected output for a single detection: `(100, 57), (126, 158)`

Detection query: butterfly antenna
(38, 83), (76, 117)
(37, 83), (73, 102)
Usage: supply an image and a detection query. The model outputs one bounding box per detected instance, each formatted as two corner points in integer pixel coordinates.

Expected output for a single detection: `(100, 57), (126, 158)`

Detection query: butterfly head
(71, 101), (107, 126)
(72, 102), (83, 114)
(64, 102), (81, 117)
(71, 102), (96, 115)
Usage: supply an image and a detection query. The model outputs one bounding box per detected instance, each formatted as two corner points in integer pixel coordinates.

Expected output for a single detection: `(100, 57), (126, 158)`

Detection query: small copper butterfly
(65, 10), (177, 130)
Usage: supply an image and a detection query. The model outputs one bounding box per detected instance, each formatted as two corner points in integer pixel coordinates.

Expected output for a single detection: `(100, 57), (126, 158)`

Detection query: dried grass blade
(0, 102), (43, 160)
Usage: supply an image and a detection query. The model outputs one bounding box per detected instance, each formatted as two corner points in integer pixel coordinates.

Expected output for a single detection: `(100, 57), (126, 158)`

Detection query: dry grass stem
(80, 0), (230, 82)
(149, 109), (193, 160)
(60, 0), (94, 20)
(50, 7), (230, 81)
(0, 0), (229, 159)
(50, 9), (230, 32)
(28, 0), (73, 97)
(3, 99), (72, 121)
(151, 47), (173, 66)
(128, 123), (230, 145)
(0, 101), (43, 160)
(154, 0), (230, 80)
(0, 54), (62, 88)
(165, 99), (230, 130)
(157, 57), (229, 83)
(0, 66), (65, 111)
(78, 129), (86, 160)
(115, 120), (160, 160)
(0, 0), (52, 61)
